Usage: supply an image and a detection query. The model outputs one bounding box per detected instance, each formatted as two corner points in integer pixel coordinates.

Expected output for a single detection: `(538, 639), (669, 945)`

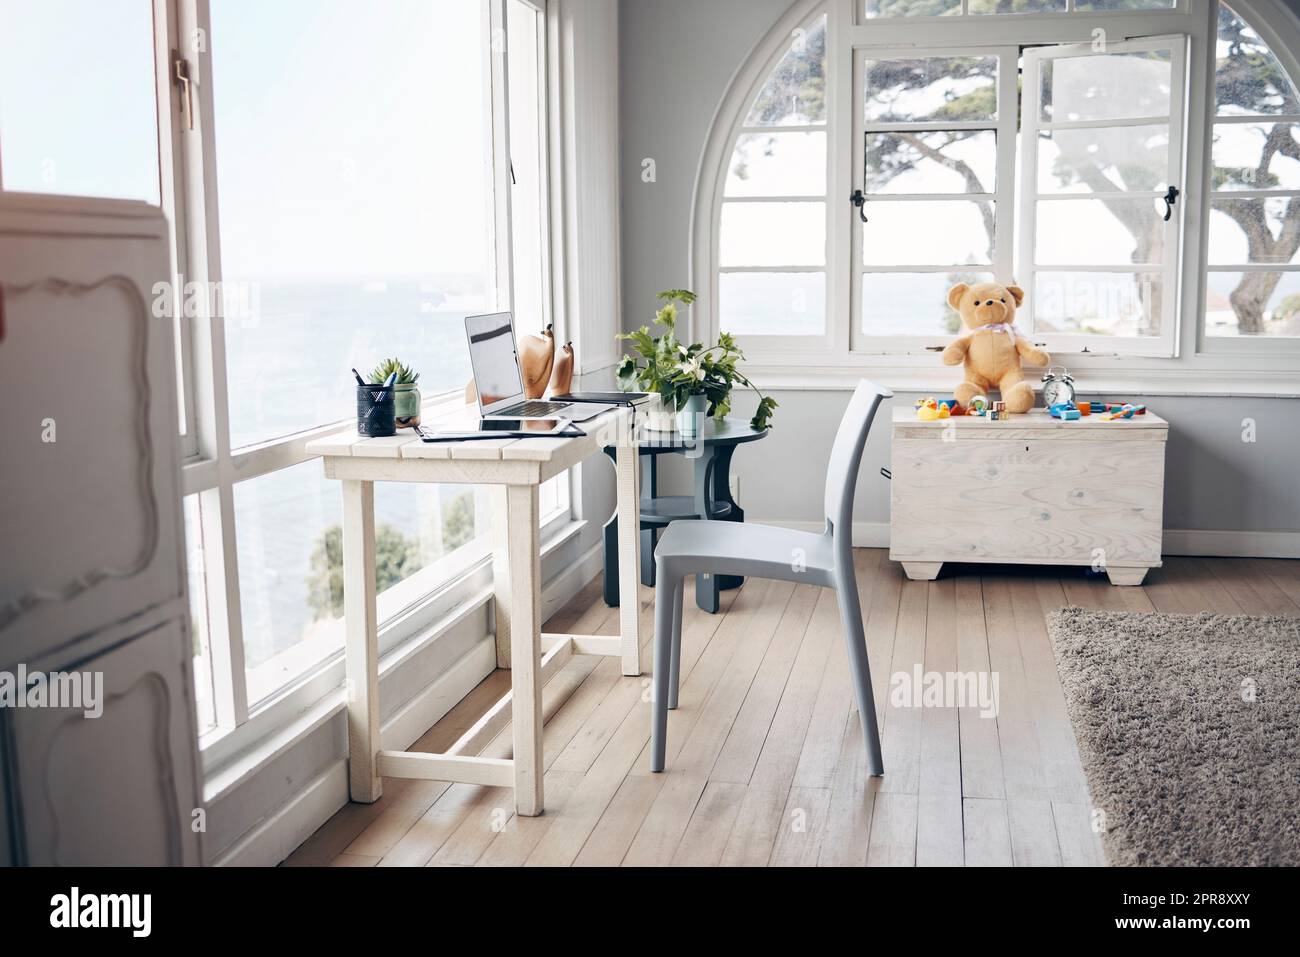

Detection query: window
(1205, 3), (1300, 340)
(697, 0), (1300, 389)
(0, 0), (161, 204)
(717, 15), (829, 344)
(156, 0), (566, 744)
(509, 0), (551, 336)
(1019, 37), (1186, 354)
(854, 51), (1005, 342)
(209, 0), (490, 450)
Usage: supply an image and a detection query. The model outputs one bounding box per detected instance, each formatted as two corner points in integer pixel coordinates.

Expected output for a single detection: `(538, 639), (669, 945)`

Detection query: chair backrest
(823, 380), (891, 545)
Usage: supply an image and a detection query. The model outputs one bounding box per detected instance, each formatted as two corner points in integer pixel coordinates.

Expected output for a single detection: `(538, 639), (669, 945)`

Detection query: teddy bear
(941, 281), (1049, 415)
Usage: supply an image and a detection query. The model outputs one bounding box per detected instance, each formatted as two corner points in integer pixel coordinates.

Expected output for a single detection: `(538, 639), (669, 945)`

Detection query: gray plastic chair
(649, 380), (891, 775)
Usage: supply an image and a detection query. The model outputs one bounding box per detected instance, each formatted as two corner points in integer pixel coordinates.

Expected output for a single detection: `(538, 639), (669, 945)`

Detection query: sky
(0, 0), (492, 281)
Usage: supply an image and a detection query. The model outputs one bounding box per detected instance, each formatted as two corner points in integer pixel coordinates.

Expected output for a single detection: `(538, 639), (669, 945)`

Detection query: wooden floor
(286, 552), (1300, 867)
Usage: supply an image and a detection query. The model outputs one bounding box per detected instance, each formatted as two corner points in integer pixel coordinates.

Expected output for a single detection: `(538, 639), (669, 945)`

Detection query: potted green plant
(369, 358), (422, 429)
(616, 289), (777, 437)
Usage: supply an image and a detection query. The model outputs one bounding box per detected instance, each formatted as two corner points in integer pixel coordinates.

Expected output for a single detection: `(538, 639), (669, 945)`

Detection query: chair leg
(651, 570), (679, 772)
(668, 577), (684, 711)
(834, 571), (884, 776)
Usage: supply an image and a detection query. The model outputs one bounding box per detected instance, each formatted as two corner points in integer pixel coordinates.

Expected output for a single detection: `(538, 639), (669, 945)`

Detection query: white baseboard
(213, 638), (494, 867)
(540, 540), (604, 624)
(1162, 528), (1300, 559)
(213, 546), (603, 867)
(759, 519), (1300, 559)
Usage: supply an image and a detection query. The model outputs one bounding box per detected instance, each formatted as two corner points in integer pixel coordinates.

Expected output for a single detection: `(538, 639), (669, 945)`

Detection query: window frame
(692, 0), (1300, 394)
(161, 0), (573, 754)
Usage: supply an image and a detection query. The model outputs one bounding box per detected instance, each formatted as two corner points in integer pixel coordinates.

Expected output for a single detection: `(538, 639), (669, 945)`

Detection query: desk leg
(505, 484), (544, 816)
(692, 447), (721, 614)
(342, 479), (382, 804)
(713, 444), (744, 592)
(615, 431), (643, 676)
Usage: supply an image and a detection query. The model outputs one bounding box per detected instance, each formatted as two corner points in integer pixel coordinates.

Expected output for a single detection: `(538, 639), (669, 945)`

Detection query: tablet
(419, 417), (573, 441)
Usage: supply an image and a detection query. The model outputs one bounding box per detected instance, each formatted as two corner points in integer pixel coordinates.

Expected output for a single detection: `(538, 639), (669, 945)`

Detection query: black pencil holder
(357, 384), (397, 437)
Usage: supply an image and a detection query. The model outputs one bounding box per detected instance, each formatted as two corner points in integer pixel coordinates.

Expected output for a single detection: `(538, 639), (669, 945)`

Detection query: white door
(0, 195), (202, 865)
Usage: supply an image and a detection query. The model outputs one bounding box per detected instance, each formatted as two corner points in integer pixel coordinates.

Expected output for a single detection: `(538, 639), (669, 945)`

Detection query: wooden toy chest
(888, 408), (1168, 586)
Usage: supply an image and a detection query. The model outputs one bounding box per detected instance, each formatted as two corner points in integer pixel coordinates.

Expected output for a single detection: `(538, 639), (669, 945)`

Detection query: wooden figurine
(520, 324), (555, 399)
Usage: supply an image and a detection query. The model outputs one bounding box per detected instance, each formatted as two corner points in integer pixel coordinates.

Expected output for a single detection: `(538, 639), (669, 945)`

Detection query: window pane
(1037, 125), (1170, 194)
(184, 496), (218, 733)
(509, 0), (548, 336)
(1042, 51), (1172, 123)
(235, 462), (343, 699)
(863, 201), (994, 266)
(1205, 270), (1300, 337)
(864, 0), (961, 17)
(864, 56), (998, 124)
(721, 203), (826, 267)
(0, 0), (159, 203)
(211, 1), (490, 449)
(745, 16), (826, 127)
(969, 0), (1065, 13)
(1216, 5), (1300, 116)
(236, 461), (486, 704)
(866, 130), (996, 194)
(1212, 123), (1300, 191)
(1209, 198), (1300, 266)
(720, 273), (825, 336)
(1035, 199), (1165, 266)
(862, 271), (992, 337)
(1034, 272), (1163, 337)
(726, 132), (826, 197)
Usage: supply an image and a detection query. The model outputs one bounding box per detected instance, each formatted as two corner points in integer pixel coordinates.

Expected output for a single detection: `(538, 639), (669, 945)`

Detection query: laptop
(465, 312), (617, 422)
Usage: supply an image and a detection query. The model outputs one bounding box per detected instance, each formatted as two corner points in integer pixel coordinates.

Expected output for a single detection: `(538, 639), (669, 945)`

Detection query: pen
(351, 368), (367, 387)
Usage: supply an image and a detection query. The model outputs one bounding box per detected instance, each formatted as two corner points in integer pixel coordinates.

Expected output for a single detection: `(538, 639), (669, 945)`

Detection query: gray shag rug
(1047, 608), (1300, 867)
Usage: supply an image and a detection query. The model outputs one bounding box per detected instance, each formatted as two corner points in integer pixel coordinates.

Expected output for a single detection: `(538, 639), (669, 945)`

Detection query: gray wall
(619, 0), (1300, 538)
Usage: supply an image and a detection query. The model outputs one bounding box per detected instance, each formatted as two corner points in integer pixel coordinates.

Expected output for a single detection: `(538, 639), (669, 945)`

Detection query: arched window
(695, 0), (1300, 391)
(717, 14), (830, 345)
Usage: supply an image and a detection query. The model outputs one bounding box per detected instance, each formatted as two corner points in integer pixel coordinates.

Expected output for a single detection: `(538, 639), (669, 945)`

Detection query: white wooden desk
(306, 408), (642, 816)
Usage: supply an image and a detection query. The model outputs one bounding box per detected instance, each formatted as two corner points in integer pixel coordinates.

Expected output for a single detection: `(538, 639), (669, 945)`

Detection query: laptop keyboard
(498, 399), (569, 417)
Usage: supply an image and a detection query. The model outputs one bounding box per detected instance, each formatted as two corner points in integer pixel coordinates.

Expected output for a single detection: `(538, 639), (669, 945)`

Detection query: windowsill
(199, 514), (587, 800)
(732, 354), (1300, 398)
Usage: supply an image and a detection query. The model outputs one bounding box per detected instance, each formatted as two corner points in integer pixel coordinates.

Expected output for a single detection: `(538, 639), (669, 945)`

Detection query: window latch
(1160, 185), (1180, 222)
(173, 53), (194, 131)
(851, 189), (868, 224)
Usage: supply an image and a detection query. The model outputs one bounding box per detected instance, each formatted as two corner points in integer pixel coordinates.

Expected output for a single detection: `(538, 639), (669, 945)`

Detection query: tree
(441, 492), (475, 553)
(307, 523), (419, 620)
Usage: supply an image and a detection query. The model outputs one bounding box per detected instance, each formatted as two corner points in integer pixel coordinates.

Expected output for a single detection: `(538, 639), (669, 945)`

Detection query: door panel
(11, 619), (202, 866)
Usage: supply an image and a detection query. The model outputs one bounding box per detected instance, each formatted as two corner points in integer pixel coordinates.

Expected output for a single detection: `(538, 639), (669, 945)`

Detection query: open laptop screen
(465, 312), (524, 410)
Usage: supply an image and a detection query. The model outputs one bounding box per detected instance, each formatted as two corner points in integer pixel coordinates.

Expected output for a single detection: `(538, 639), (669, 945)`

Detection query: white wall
(619, 0), (1300, 548)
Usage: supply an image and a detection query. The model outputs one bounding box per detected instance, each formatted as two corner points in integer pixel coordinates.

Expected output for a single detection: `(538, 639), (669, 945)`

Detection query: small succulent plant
(369, 358), (420, 385)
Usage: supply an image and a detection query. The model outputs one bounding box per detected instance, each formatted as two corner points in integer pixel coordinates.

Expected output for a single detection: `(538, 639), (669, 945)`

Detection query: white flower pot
(677, 394), (707, 440)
